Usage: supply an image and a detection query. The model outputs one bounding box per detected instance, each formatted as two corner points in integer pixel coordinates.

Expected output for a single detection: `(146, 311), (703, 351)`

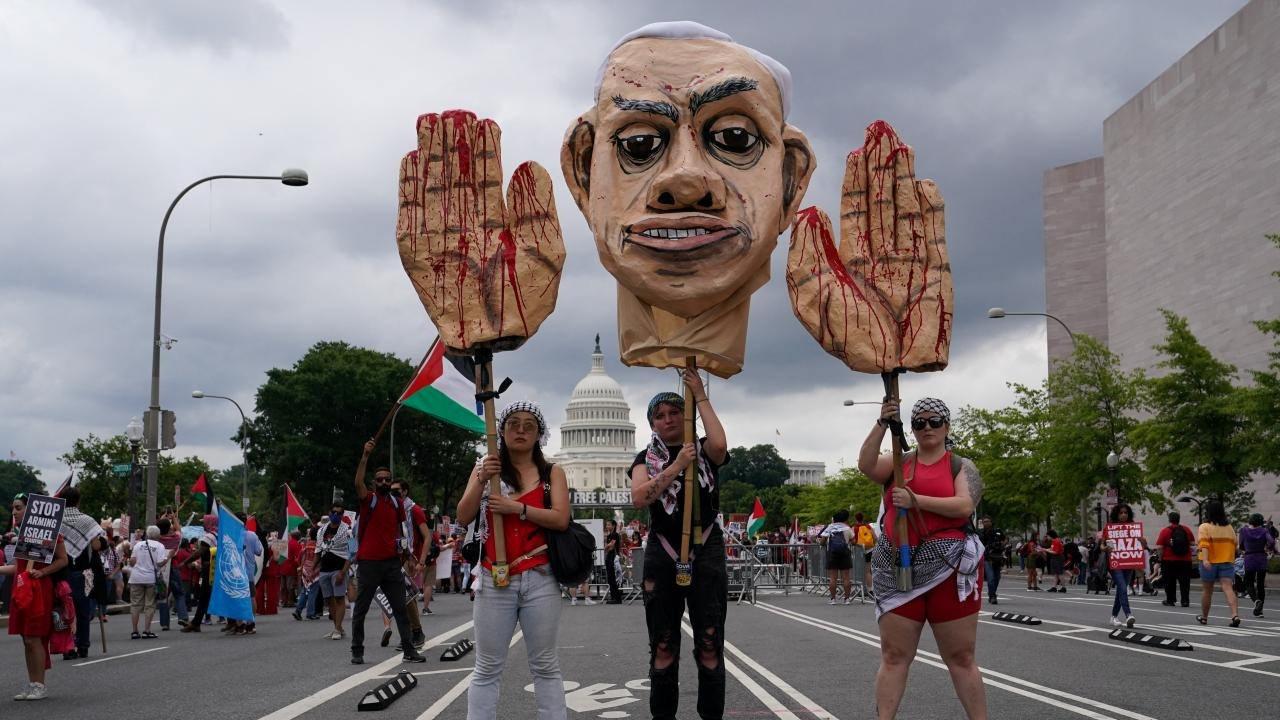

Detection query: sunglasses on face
(911, 417), (946, 430)
(504, 421), (539, 434)
(374, 476), (391, 484)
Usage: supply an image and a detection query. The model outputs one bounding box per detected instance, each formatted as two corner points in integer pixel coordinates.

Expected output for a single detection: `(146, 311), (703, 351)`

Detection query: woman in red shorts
(1, 493), (70, 701)
(858, 398), (987, 720)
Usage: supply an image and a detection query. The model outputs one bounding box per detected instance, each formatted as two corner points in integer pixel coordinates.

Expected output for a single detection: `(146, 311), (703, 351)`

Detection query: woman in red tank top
(455, 401), (571, 720)
(858, 397), (987, 720)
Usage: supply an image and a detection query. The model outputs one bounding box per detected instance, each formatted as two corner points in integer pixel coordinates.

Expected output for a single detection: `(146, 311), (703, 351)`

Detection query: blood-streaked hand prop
(396, 110), (565, 355)
(786, 120), (952, 374)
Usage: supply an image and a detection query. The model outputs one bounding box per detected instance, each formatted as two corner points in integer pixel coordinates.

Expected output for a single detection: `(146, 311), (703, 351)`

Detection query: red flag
(246, 515), (258, 533)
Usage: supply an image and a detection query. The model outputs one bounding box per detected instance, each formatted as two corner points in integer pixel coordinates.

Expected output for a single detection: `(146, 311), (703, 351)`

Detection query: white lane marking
(722, 637), (839, 720)
(414, 629), (523, 720)
(259, 619), (473, 720)
(681, 622), (799, 720)
(74, 646), (168, 666)
(1050, 628), (1098, 636)
(758, 602), (1154, 720)
(976, 618), (1280, 677)
(373, 667), (474, 679)
(1221, 657), (1280, 667)
(1014, 592), (1280, 626)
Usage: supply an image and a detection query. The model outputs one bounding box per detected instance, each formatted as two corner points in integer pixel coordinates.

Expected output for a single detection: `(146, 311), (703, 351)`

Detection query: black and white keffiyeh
(644, 432), (713, 515)
(315, 518), (352, 560)
(60, 506), (105, 559)
(497, 401), (548, 447)
(871, 532), (984, 620)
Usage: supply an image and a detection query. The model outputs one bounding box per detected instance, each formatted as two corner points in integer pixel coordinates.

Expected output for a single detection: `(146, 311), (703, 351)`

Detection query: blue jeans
(984, 561), (1002, 599)
(1111, 570), (1133, 617)
(297, 581), (321, 617)
(468, 566), (566, 720)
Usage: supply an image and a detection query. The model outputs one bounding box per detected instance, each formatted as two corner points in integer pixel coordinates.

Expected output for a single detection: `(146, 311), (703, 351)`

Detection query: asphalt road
(2, 579), (1276, 719)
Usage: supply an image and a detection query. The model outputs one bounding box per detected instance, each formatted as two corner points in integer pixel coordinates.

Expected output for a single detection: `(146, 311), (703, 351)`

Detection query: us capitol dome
(551, 335), (638, 492)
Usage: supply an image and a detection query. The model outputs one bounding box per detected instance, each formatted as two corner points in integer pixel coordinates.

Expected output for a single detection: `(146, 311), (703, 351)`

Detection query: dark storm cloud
(0, 1), (1248, 484)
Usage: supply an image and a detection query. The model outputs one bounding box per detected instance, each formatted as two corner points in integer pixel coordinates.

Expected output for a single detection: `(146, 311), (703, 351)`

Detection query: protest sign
(1104, 522), (1146, 570)
(15, 493), (66, 564)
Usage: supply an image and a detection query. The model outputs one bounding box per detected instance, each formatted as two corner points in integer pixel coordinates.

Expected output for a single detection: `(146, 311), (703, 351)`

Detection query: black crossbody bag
(540, 464), (596, 585)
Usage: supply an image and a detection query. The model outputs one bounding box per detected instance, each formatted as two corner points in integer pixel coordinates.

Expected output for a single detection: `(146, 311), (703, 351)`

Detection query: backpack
(1169, 526), (1190, 556)
(855, 524), (875, 549)
(828, 528), (849, 553)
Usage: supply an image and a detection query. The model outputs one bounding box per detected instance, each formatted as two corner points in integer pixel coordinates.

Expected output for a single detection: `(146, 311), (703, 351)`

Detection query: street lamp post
(125, 417), (144, 526)
(1177, 495), (1205, 525)
(145, 169), (308, 526)
(192, 391), (252, 513)
(1106, 450), (1120, 499)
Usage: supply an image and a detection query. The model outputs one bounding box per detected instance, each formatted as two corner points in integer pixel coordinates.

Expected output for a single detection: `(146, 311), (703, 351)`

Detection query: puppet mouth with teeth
(623, 219), (741, 252)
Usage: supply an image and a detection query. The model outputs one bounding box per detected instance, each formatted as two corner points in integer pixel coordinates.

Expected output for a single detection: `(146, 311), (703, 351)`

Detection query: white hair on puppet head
(594, 20), (793, 121)
(497, 400), (549, 448)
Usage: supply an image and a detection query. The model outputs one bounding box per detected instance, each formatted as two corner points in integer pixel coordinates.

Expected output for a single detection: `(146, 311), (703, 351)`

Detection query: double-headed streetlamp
(192, 391), (251, 513)
(144, 170), (308, 526)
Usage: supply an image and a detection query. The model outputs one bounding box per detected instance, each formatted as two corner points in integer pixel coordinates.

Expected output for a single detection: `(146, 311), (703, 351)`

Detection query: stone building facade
(1044, 0), (1280, 523)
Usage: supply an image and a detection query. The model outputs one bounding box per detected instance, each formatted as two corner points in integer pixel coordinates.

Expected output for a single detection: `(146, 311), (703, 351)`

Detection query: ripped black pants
(643, 532), (726, 720)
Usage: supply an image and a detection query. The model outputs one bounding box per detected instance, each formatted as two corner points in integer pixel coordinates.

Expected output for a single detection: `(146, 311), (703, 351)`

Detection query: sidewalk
(0, 602), (129, 630)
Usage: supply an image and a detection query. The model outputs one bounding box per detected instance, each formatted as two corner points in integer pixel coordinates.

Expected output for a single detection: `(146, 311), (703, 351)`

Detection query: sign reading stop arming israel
(1104, 522), (1146, 570)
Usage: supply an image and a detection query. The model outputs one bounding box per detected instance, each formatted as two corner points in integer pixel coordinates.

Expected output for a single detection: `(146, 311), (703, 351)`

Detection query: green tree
(0, 460), (44, 528)
(787, 468), (882, 526)
(1130, 310), (1254, 515)
(716, 444), (790, 489)
(718, 479), (756, 515)
(953, 388), (1054, 533)
(58, 434), (212, 522)
(1041, 335), (1152, 519)
(248, 341), (480, 522)
(1241, 233), (1280, 481)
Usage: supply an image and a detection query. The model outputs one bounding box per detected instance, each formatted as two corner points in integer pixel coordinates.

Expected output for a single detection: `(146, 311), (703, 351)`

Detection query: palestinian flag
(190, 474), (212, 513)
(284, 485), (307, 533)
(746, 497), (766, 538)
(397, 337), (485, 434)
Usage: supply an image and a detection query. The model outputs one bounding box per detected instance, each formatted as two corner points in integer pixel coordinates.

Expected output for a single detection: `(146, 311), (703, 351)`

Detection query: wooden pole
(885, 372), (913, 591)
(676, 356), (697, 587)
(474, 356), (508, 588)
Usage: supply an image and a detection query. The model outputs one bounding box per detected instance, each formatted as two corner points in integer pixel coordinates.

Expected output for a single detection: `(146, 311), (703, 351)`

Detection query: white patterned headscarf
(497, 400), (548, 448)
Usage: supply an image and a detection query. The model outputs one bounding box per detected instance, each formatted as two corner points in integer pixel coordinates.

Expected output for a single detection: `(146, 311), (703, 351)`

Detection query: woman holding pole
(456, 401), (570, 720)
(859, 398), (987, 720)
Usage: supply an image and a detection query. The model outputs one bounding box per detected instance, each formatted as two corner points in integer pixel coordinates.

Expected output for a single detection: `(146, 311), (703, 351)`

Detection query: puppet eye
(621, 134), (664, 161)
(614, 124), (668, 173)
(704, 115), (766, 169)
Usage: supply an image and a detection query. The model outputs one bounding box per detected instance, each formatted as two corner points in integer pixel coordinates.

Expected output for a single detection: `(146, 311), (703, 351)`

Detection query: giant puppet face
(562, 24), (814, 376)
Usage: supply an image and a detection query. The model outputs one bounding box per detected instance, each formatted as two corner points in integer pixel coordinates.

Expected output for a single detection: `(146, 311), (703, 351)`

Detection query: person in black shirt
(979, 517), (1005, 605)
(603, 520), (622, 604)
(628, 369), (729, 720)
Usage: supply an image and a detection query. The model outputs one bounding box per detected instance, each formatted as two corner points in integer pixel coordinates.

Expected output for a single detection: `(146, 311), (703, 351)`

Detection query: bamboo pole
(676, 356), (697, 587)
(884, 372), (912, 591)
(475, 356), (509, 588)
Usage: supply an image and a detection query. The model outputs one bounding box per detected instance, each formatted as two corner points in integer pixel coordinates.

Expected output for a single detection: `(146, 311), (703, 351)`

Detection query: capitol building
(551, 337), (639, 492)
(550, 336), (827, 492)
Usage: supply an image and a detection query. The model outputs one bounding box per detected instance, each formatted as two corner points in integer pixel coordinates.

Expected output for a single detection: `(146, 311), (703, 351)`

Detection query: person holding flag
(628, 370), (730, 720)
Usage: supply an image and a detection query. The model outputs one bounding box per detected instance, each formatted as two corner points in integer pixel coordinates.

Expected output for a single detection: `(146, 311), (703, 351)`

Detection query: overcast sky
(0, 0), (1247, 490)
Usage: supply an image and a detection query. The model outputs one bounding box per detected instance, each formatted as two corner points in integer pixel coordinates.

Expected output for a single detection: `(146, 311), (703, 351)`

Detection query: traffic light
(143, 410), (156, 449)
(161, 410), (176, 450)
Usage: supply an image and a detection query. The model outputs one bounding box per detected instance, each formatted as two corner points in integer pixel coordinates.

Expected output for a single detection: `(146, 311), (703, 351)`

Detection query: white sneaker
(1125, 615), (1136, 628)
(1110, 615), (1122, 627)
(14, 682), (45, 701)
(844, 596), (852, 605)
(584, 598), (597, 606)
(828, 597), (837, 605)
(570, 598), (578, 606)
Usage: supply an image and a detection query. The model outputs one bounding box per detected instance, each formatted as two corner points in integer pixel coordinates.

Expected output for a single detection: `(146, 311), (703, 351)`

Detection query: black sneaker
(63, 651), (78, 661)
(77, 648), (88, 659)
(402, 652), (427, 663)
(351, 655), (364, 665)
(380, 629), (392, 647)
(1161, 600), (1175, 606)
(989, 597), (998, 605)
(1254, 600), (1264, 617)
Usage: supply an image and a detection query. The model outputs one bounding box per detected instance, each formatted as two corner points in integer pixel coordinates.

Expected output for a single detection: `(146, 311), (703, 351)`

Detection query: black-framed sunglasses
(911, 417), (946, 430)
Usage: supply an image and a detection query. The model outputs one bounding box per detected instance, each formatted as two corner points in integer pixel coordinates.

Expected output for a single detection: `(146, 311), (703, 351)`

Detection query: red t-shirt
(1155, 524), (1195, 562)
(482, 486), (548, 575)
(1050, 538), (1064, 556)
(409, 504), (428, 554)
(356, 493), (404, 562)
(883, 452), (966, 546)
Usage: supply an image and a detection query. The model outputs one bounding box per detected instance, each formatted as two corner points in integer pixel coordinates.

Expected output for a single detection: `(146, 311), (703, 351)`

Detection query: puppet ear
(778, 125), (816, 235)
(560, 113), (596, 215)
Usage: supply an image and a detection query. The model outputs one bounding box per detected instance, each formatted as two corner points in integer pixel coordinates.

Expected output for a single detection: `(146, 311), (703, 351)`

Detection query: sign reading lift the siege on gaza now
(1104, 522), (1146, 570)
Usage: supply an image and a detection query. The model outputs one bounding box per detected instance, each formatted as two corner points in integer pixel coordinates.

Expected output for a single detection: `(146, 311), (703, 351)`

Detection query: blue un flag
(208, 504), (254, 622)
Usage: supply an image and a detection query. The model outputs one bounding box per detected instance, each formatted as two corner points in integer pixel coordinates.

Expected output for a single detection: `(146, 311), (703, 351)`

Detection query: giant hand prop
(786, 120), (952, 590)
(395, 109), (566, 588)
(397, 110), (565, 355)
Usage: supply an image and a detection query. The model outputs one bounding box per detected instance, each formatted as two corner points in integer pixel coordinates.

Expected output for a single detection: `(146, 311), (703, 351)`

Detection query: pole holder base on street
(1108, 628), (1193, 651)
(440, 638), (474, 662)
(991, 612), (1041, 625)
(357, 671), (417, 711)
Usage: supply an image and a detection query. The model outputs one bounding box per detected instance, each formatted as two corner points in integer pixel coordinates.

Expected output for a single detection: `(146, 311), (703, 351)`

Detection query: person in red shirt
(456, 401), (571, 720)
(1, 493), (70, 701)
(348, 441), (425, 665)
(390, 478), (429, 649)
(1045, 530), (1066, 592)
(280, 530), (301, 608)
(1156, 511), (1195, 607)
